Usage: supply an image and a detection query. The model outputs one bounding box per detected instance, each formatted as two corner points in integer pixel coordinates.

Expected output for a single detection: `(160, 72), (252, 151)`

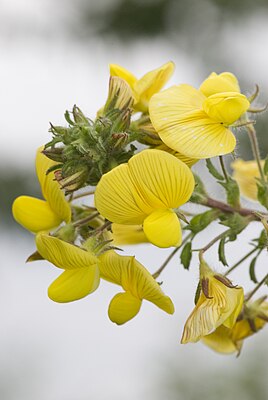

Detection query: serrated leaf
(220, 178), (240, 208)
(218, 237), (228, 266)
(186, 209), (219, 234)
(206, 159), (224, 180)
(180, 242), (192, 270)
(249, 256), (258, 283)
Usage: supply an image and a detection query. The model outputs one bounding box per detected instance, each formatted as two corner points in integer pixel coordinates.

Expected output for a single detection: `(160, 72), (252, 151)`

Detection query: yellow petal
(203, 92), (250, 124)
(202, 325), (238, 354)
(149, 85), (236, 158)
(112, 223), (148, 245)
(12, 196), (61, 233)
(200, 72), (241, 97)
(36, 233), (98, 270)
(99, 250), (175, 315)
(36, 147), (71, 223)
(95, 163), (149, 224)
(143, 209), (182, 248)
(231, 159), (263, 201)
(134, 61), (175, 112)
(222, 286), (244, 328)
(181, 293), (223, 343)
(104, 76), (134, 111)
(109, 64), (137, 90)
(155, 143), (198, 168)
(95, 150), (194, 230)
(48, 267), (100, 303)
(108, 292), (142, 324)
(128, 149), (195, 209)
(181, 275), (244, 343)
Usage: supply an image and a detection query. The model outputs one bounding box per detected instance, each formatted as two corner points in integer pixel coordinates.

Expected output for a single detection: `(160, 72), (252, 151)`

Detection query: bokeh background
(1, 0), (268, 399)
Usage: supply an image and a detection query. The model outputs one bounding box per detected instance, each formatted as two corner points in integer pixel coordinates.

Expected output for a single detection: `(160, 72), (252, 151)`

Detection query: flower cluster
(13, 61), (268, 355)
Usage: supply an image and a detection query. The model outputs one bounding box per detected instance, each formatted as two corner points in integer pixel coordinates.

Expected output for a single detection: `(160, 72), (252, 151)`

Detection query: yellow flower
(36, 232), (100, 302)
(181, 260), (244, 344)
(94, 149), (195, 248)
(110, 61), (174, 113)
(35, 233), (174, 324)
(202, 297), (268, 354)
(231, 159), (264, 201)
(99, 250), (174, 324)
(149, 72), (250, 159)
(12, 147), (71, 232)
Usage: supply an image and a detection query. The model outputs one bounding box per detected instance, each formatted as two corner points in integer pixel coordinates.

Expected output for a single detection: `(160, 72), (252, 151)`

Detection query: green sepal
(206, 159), (224, 181)
(194, 281), (201, 305)
(26, 251), (44, 262)
(180, 241), (192, 270)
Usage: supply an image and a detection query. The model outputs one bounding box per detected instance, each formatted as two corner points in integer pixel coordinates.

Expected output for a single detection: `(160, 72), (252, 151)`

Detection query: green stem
(224, 247), (258, 276)
(152, 233), (192, 279)
(246, 122), (265, 182)
(199, 229), (231, 256)
(71, 190), (95, 200)
(219, 156), (229, 181)
(73, 211), (99, 227)
(246, 273), (268, 301)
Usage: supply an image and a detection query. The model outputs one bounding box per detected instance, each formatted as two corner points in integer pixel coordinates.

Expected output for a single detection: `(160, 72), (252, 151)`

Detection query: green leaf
(220, 212), (249, 234)
(263, 155), (268, 176)
(180, 241), (192, 270)
(249, 256), (258, 283)
(186, 209), (219, 234)
(257, 180), (268, 209)
(219, 178), (240, 208)
(206, 159), (224, 180)
(218, 237), (228, 266)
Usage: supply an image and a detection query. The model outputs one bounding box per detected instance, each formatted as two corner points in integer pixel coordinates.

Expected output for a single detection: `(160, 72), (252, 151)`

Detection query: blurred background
(1, 0), (268, 399)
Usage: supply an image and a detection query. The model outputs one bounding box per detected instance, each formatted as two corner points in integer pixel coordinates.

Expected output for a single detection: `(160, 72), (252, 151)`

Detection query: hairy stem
(219, 156), (229, 181)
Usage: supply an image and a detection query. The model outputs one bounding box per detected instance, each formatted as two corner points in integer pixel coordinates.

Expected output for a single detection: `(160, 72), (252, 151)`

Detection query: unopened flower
(202, 297), (268, 354)
(110, 61), (174, 113)
(149, 72), (250, 159)
(94, 149), (195, 248)
(231, 158), (264, 200)
(181, 259), (244, 343)
(12, 147), (71, 232)
(99, 250), (174, 324)
(36, 233), (100, 302)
